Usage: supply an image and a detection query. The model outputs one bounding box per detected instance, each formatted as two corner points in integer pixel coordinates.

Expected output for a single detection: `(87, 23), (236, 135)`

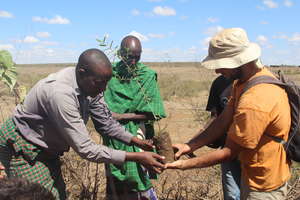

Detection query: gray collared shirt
(13, 67), (133, 165)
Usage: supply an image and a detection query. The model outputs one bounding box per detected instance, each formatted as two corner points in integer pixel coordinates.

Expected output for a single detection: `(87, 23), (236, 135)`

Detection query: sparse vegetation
(1, 63), (300, 199)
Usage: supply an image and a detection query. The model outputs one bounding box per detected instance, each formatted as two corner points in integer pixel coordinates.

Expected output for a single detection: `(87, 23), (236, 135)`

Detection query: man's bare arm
(112, 112), (155, 122)
(187, 104), (234, 152)
(166, 137), (242, 170)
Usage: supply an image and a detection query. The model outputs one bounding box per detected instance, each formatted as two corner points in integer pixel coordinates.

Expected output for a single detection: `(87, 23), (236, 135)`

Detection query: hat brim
(201, 43), (261, 70)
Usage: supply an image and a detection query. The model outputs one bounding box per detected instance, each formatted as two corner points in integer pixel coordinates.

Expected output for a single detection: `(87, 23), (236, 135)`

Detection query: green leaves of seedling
(0, 50), (17, 91)
(96, 35), (119, 59)
(0, 50), (27, 104)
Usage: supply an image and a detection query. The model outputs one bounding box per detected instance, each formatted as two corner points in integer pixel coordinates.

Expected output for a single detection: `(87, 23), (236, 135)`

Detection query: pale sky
(0, 0), (299, 65)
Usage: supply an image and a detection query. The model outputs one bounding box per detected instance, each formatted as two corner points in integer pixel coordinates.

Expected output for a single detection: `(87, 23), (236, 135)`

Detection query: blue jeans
(221, 158), (241, 200)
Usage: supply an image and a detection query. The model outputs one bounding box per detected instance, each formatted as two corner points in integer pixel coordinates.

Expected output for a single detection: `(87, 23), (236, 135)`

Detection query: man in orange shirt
(165, 28), (291, 200)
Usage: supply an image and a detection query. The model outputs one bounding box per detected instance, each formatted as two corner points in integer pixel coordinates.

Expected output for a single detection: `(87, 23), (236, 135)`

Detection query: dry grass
(1, 63), (300, 199)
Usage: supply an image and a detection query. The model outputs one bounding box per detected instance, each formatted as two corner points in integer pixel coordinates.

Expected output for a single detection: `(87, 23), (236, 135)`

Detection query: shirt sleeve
(48, 90), (126, 165)
(89, 94), (133, 144)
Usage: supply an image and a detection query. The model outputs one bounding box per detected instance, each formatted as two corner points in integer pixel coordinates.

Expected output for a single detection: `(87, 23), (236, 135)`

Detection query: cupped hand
(172, 143), (192, 160)
(140, 152), (165, 173)
(127, 151), (165, 173)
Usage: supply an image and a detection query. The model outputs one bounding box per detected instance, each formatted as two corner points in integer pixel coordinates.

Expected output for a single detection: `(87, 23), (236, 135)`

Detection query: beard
(230, 67), (243, 80)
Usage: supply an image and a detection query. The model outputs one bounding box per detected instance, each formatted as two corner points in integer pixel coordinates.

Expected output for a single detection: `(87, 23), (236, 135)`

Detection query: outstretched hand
(165, 160), (186, 170)
(172, 143), (192, 160)
(126, 151), (165, 173)
(131, 136), (154, 151)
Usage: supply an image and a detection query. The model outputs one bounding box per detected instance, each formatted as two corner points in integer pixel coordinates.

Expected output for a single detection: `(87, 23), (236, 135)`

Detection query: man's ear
(78, 68), (87, 77)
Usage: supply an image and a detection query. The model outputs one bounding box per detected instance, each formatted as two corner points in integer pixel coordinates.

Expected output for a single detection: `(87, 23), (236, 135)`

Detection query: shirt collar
(70, 67), (83, 96)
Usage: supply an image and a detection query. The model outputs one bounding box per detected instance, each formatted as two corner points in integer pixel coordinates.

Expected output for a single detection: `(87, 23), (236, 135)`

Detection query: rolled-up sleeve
(48, 90), (126, 165)
(89, 94), (133, 144)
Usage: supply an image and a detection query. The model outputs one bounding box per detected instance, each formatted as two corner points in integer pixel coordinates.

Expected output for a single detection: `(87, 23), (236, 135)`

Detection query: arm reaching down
(111, 112), (155, 122)
(166, 137), (242, 170)
(126, 151), (165, 173)
(173, 104), (234, 159)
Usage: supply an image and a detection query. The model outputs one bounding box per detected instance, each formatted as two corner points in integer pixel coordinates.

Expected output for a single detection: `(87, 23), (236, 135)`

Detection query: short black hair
(75, 48), (112, 78)
(0, 177), (55, 200)
(76, 49), (111, 71)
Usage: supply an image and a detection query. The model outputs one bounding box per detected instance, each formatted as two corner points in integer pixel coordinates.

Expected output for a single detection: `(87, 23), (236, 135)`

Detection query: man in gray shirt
(0, 49), (165, 200)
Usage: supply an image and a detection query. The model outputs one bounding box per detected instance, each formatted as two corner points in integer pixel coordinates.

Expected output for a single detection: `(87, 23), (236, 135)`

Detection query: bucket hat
(201, 28), (261, 69)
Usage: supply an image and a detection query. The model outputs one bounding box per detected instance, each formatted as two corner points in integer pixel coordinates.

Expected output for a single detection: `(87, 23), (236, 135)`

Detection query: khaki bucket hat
(201, 28), (261, 70)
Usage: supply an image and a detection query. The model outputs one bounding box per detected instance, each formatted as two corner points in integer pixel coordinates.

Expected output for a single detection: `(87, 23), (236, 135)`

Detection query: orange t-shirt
(227, 67), (291, 191)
